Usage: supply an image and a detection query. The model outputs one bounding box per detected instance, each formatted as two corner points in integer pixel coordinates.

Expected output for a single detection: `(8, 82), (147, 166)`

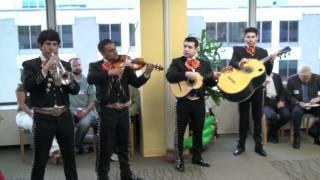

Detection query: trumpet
(51, 53), (73, 85)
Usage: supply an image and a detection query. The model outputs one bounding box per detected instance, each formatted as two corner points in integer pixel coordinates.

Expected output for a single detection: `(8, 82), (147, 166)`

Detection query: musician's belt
(33, 106), (67, 117)
(186, 95), (200, 101)
(105, 101), (131, 110)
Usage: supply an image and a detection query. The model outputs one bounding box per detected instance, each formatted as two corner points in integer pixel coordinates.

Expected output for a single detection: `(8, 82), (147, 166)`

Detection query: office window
(228, 22), (247, 43)
(57, 25), (73, 48)
(22, 0), (45, 8)
(280, 21), (298, 42)
(18, 25), (41, 49)
(99, 24), (122, 46)
(257, 21), (272, 43)
(129, 23), (136, 46)
(206, 22), (227, 42)
(279, 60), (298, 81)
(206, 23), (216, 40)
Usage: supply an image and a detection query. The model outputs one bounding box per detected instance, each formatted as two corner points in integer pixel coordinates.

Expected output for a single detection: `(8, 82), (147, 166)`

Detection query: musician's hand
(185, 71), (197, 80)
(277, 100), (285, 108)
(222, 66), (233, 72)
(144, 64), (154, 76)
(213, 71), (221, 80)
(43, 53), (59, 73)
(108, 68), (124, 77)
(310, 97), (320, 104)
(239, 58), (249, 67)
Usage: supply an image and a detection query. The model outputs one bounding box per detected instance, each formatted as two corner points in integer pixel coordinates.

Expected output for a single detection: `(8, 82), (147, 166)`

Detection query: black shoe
(175, 161), (184, 172)
(191, 158), (210, 167)
(121, 173), (143, 180)
(233, 146), (245, 156)
(314, 139), (320, 145)
(293, 136), (300, 149)
(255, 147), (267, 157)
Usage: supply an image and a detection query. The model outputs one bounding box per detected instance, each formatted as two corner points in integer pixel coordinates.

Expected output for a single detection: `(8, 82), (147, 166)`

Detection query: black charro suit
(286, 73), (320, 140)
(229, 46), (273, 153)
(166, 56), (216, 167)
(23, 57), (80, 180)
(87, 60), (149, 180)
(263, 73), (290, 140)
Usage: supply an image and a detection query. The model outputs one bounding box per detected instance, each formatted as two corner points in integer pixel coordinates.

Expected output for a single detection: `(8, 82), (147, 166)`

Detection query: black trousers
(96, 107), (131, 180)
(238, 88), (263, 148)
(31, 110), (78, 180)
(263, 104), (291, 136)
(175, 98), (205, 162)
(291, 105), (320, 137)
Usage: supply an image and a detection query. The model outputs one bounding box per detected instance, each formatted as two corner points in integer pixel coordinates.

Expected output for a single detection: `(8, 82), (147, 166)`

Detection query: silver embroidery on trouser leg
(31, 118), (36, 173)
(95, 115), (101, 178)
(174, 101), (181, 163)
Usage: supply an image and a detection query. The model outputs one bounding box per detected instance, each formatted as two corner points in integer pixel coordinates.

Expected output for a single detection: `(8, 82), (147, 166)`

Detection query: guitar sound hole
(244, 67), (253, 73)
(188, 79), (195, 85)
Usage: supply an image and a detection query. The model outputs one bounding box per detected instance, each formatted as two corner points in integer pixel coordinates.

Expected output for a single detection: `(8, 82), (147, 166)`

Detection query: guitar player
(229, 27), (276, 157)
(166, 36), (220, 172)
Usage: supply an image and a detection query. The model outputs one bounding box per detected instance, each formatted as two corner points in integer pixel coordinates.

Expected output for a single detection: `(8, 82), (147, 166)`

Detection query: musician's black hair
(184, 36), (199, 48)
(244, 27), (259, 35)
(37, 29), (60, 46)
(98, 39), (114, 52)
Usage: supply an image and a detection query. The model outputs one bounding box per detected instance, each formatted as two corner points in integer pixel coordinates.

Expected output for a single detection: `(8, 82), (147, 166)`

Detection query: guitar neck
(261, 54), (273, 64)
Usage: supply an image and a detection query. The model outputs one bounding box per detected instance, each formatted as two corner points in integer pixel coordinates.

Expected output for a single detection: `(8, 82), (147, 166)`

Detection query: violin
(102, 55), (163, 72)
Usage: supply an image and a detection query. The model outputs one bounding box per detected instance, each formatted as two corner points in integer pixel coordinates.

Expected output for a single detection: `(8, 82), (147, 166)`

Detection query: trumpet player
(22, 29), (80, 180)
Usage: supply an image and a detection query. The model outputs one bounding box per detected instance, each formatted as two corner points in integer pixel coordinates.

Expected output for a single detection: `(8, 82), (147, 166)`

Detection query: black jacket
(22, 57), (80, 107)
(166, 56), (216, 99)
(87, 60), (149, 105)
(264, 73), (288, 108)
(286, 73), (320, 106)
(229, 46), (273, 75)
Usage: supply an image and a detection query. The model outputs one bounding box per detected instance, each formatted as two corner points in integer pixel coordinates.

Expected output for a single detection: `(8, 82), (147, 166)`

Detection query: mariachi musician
(166, 36), (220, 172)
(22, 29), (79, 180)
(229, 27), (275, 157)
(87, 39), (155, 180)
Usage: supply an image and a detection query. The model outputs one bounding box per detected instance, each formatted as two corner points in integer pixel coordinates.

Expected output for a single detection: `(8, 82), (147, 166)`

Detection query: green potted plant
(198, 29), (224, 105)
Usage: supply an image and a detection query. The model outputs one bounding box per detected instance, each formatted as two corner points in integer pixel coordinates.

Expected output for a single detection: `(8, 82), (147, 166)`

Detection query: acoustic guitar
(217, 46), (291, 102)
(170, 72), (203, 98)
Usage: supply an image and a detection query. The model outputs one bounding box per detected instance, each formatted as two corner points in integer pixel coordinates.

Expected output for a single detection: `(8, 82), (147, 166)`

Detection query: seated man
(263, 72), (290, 143)
(16, 82), (61, 164)
(69, 58), (98, 154)
(286, 66), (320, 149)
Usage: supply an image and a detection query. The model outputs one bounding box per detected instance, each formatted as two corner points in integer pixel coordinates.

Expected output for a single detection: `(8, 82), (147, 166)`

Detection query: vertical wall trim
(46, 0), (57, 30)
(249, 0), (257, 27)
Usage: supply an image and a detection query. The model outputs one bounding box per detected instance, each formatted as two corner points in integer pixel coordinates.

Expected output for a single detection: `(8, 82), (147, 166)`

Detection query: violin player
(87, 39), (155, 180)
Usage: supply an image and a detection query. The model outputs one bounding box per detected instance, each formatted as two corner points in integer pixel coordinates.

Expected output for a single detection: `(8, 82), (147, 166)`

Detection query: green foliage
(198, 29), (224, 105)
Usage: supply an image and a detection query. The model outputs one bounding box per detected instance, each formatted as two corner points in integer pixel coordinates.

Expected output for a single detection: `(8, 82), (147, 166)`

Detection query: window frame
(279, 20), (299, 43)
(57, 25), (73, 48)
(18, 25), (41, 49)
(99, 23), (122, 46)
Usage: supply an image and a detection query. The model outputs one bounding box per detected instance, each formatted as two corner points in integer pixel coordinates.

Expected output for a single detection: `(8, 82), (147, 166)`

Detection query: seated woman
(16, 82), (61, 164)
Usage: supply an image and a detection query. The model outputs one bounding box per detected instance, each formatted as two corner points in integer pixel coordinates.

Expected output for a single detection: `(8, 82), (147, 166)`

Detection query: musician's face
(244, 32), (258, 47)
(40, 40), (59, 59)
(183, 41), (198, 59)
(101, 43), (119, 61)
